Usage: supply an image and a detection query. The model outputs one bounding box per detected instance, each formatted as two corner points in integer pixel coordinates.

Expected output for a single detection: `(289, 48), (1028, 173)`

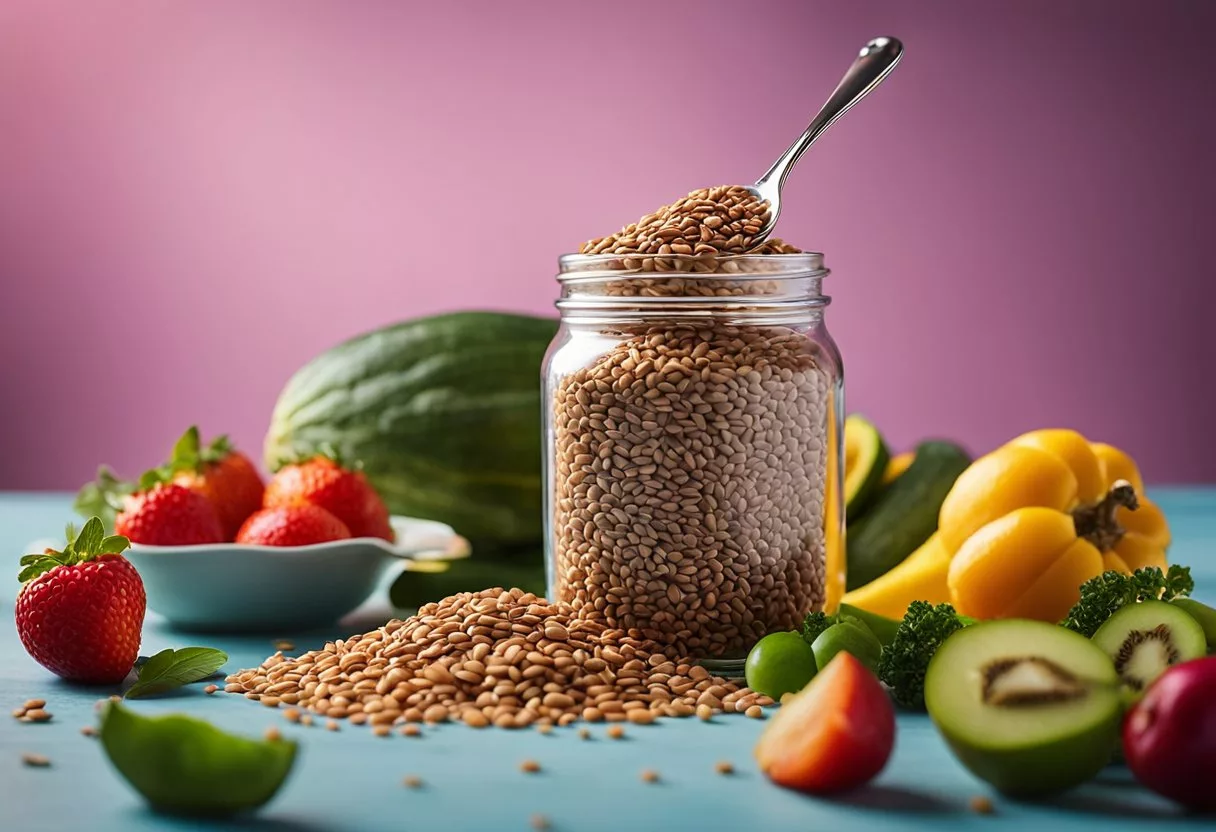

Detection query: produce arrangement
(736, 417), (1216, 808)
(842, 424), (1171, 621)
(8, 34), (1215, 827)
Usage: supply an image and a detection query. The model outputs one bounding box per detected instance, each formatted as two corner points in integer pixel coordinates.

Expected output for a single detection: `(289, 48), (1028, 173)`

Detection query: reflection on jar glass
(542, 252), (845, 668)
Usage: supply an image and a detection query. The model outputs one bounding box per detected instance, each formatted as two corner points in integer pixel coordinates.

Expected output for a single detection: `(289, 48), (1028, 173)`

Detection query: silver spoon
(747, 36), (903, 245)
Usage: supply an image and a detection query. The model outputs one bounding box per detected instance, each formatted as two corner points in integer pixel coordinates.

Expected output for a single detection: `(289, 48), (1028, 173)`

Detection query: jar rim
(557, 251), (827, 280)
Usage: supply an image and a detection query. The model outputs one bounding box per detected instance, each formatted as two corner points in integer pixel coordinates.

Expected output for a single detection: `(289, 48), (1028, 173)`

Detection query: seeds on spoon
(580, 185), (782, 260)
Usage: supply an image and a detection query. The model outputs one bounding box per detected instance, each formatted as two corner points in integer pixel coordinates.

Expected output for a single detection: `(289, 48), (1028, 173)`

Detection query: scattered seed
(203, 685), (218, 695)
(401, 724), (422, 737)
(11, 708), (26, 719)
(24, 709), (51, 723)
(640, 769), (660, 784)
(273, 640), (295, 651)
(21, 753), (50, 768)
(714, 760), (734, 775)
(606, 725), (625, 740)
(326, 720), (340, 732)
(373, 726), (391, 737)
(536, 723), (552, 735)
(283, 708), (301, 723)
(970, 796), (995, 815)
(577, 728), (591, 740)
(520, 759), (542, 774)
(779, 692), (795, 706)
(264, 727), (282, 741)
(745, 705), (765, 719)
(23, 699), (46, 710)
(696, 704), (713, 722)
(530, 813), (551, 831)
(402, 775), (423, 789)
(80, 726), (97, 738)
(300, 714), (314, 727)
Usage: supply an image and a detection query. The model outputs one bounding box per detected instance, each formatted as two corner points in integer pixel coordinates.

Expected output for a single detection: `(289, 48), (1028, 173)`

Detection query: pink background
(1, 0), (1213, 489)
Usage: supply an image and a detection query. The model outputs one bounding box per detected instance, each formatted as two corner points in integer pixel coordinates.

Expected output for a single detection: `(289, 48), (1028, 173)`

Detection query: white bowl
(122, 516), (469, 633)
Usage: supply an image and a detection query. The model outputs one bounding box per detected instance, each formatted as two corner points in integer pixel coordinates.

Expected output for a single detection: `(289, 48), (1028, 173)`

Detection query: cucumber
(846, 440), (972, 590)
(844, 415), (890, 521)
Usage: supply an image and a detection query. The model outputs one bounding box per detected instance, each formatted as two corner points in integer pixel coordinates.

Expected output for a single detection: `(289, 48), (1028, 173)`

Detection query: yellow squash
(940, 429), (1169, 622)
(841, 532), (951, 619)
(882, 451), (915, 485)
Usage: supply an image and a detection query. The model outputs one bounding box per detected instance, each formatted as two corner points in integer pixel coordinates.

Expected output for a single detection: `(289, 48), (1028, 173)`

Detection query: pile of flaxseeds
(225, 588), (771, 729)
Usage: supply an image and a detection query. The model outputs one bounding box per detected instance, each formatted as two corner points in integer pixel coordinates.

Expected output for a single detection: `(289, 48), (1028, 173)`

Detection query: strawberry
(76, 427), (264, 541)
(163, 427), (265, 540)
(116, 482), (225, 546)
(236, 505), (352, 547)
(264, 453), (393, 541)
(15, 518), (146, 684)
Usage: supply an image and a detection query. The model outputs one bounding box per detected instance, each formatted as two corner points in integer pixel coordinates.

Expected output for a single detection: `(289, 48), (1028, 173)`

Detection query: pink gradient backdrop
(1, 0), (1213, 489)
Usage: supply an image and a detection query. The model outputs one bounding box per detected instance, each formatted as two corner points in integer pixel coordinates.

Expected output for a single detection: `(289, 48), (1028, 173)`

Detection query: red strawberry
(15, 518), (146, 684)
(116, 482), (225, 546)
(75, 427), (263, 541)
(264, 454), (393, 541)
(236, 505), (352, 547)
(165, 427), (265, 540)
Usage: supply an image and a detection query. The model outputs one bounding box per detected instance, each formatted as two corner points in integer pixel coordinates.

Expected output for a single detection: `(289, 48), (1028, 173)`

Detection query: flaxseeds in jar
(543, 247), (845, 669)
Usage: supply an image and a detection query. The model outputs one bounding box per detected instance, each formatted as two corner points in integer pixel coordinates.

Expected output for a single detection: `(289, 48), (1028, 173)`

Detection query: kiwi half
(925, 620), (1122, 796)
(1171, 598), (1216, 653)
(1092, 600), (1206, 692)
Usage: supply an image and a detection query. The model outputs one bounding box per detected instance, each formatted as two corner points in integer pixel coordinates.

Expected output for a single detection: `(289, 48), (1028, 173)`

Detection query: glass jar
(542, 252), (845, 668)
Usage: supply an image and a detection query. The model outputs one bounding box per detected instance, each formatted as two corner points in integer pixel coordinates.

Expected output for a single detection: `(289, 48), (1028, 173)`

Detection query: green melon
(265, 311), (558, 551)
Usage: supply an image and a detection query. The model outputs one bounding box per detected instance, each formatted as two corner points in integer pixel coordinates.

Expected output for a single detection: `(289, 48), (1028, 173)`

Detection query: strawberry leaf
(137, 466), (173, 491)
(18, 554), (67, 583)
(169, 426), (203, 471)
(124, 648), (229, 699)
(72, 517), (105, 557)
(101, 535), (130, 554)
(74, 466), (134, 531)
(272, 443), (359, 472)
(17, 517), (130, 582)
(201, 434), (233, 464)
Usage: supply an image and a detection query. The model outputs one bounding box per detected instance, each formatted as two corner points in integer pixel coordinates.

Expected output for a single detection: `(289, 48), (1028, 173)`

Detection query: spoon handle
(756, 36), (903, 192)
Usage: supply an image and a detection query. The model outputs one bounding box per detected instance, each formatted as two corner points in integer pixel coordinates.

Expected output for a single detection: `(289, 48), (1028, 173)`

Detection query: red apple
(1123, 655), (1216, 812)
(754, 651), (896, 794)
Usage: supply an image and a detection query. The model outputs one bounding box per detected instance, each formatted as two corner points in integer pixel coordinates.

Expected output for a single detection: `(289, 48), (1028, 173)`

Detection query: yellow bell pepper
(940, 429), (1170, 622)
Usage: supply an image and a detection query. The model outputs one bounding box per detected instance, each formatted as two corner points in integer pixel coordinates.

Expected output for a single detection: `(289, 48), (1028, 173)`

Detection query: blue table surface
(1, 489), (1213, 832)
